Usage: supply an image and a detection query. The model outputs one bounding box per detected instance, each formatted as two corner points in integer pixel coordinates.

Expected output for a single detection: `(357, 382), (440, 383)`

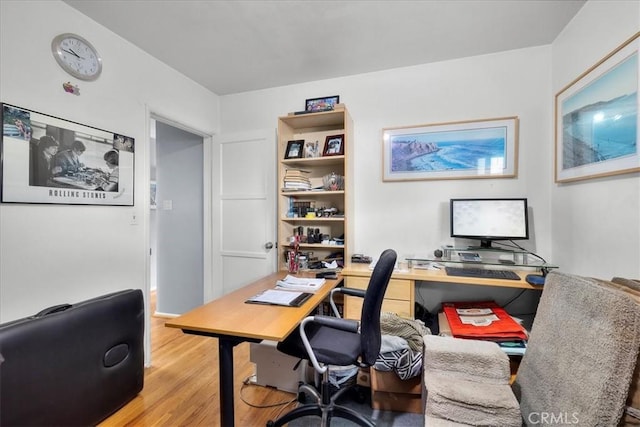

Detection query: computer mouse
(525, 274), (546, 286)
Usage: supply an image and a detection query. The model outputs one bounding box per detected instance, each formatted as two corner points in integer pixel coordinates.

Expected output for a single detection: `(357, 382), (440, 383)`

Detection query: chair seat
(278, 322), (362, 366)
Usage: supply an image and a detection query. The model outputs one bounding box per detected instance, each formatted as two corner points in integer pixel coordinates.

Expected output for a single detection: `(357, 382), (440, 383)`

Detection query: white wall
(551, 1), (640, 279)
(221, 46), (553, 263)
(221, 0), (640, 284)
(2, 0), (636, 332)
(155, 122), (204, 315)
(220, 46), (553, 323)
(0, 0), (219, 337)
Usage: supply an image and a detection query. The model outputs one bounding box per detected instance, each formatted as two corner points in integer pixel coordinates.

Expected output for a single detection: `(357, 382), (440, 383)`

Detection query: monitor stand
(466, 240), (510, 252)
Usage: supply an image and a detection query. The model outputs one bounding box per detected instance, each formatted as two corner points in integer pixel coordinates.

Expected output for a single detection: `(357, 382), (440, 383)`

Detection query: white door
(210, 129), (277, 300)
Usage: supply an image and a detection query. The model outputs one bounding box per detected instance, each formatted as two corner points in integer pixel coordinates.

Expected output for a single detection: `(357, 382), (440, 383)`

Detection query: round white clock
(51, 33), (102, 81)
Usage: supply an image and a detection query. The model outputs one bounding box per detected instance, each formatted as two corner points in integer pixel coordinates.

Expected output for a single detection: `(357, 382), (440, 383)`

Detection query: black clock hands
(62, 48), (84, 60)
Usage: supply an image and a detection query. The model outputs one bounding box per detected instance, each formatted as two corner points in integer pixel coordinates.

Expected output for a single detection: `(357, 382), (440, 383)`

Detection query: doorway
(150, 118), (206, 315)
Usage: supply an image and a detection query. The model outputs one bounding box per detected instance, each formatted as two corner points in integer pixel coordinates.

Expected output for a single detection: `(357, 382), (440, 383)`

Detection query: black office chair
(268, 249), (397, 427)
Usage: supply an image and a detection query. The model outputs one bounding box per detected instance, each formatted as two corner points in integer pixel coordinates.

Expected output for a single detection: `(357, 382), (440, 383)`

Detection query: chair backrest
(359, 249), (397, 366)
(513, 272), (640, 426)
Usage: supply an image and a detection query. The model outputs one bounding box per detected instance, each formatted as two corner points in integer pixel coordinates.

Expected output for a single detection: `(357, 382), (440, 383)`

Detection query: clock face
(51, 33), (102, 81)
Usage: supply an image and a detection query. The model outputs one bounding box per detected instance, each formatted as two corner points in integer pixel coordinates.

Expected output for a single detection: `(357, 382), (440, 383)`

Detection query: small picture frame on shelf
(304, 140), (320, 158)
(305, 95), (340, 113)
(284, 139), (305, 159)
(322, 134), (344, 156)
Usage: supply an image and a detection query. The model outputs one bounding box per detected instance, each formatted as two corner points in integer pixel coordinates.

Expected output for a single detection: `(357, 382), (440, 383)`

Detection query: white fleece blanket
(422, 335), (520, 426)
(424, 373), (521, 427)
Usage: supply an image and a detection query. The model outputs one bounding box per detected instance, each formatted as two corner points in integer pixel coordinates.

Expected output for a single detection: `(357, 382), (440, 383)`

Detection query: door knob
(265, 242), (274, 250)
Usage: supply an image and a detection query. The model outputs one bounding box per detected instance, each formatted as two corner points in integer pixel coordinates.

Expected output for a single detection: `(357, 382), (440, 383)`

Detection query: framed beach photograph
(284, 139), (305, 159)
(305, 95), (340, 113)
(382, 117), (519, 182)
(323, 134), (344, 156)
(0, 103), (135, 205)
(555, 32), (639, 183)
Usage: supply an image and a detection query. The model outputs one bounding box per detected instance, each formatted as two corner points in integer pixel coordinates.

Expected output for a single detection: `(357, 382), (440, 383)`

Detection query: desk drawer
(344, 296), (412, 320)
(346, 277), (411, 300)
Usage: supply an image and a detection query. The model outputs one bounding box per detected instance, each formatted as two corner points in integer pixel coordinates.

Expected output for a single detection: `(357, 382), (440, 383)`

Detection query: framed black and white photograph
(305, 95), (340, 112)
(1, 103), (135, 205)
(284, 139), (304, 159)
(322, 134), (344, 156)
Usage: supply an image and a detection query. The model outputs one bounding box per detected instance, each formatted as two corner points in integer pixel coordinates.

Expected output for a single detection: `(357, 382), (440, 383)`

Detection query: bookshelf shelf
(280, 190), (345, 196)
(280, 242), (346, 250)
(281, 217), (345, 222)
(282, 156), (345, 167)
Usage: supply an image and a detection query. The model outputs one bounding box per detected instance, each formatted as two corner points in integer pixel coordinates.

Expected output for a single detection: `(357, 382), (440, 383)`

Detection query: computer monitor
(450, 198), (529, 248)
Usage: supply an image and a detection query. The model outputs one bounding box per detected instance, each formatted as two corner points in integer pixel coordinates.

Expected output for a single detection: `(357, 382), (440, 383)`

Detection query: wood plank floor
(98, 292), (298, 427)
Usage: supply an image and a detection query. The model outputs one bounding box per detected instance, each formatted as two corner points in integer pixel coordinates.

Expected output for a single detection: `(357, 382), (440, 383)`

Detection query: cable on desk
(494, 240), (547, 264)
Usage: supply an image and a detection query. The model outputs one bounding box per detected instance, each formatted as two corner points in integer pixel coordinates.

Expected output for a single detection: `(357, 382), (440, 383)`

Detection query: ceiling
(64, 0), (585, 95)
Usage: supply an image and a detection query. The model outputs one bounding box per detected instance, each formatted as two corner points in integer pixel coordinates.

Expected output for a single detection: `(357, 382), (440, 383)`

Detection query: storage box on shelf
(277, 105), (353, 271)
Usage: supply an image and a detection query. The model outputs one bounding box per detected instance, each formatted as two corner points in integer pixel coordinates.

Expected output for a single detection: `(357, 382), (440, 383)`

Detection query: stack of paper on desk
(245, 289), (312, 307)
(276, 275), (326, 293)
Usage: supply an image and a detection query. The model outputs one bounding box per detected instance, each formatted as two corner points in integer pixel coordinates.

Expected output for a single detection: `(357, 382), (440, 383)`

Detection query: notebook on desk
(245, 289), (313, 307)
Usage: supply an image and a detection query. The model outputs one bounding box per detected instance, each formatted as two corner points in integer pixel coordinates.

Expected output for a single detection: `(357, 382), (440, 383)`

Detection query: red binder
(442, 301), (527, 341)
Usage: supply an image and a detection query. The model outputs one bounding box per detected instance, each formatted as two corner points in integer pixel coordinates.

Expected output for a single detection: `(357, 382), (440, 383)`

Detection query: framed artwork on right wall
(555, 32), (639, 183)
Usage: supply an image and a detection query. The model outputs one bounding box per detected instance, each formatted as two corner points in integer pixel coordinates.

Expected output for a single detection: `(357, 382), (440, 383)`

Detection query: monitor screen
(450, 198), (529, 248)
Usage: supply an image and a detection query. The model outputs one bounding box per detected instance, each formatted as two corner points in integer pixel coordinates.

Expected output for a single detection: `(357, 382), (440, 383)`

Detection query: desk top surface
(165, 272), (342, 341)
(342, 263), (543, 289)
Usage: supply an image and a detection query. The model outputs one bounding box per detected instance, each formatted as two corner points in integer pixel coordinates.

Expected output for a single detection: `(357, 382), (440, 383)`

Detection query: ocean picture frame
(382, 117), (518, 182)
(555, 32), (640, 183)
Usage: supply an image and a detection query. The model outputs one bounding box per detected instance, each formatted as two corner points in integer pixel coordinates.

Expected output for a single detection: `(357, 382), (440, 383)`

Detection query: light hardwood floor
(98, 292), (298, 427)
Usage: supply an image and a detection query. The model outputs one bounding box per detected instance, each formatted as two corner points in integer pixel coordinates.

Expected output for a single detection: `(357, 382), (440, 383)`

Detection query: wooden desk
(165, 272), (341, 427)
(341, 263), (543, 319)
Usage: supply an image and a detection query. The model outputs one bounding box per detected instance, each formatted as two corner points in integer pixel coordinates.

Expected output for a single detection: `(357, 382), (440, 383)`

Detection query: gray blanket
(513, 272), (640, 426)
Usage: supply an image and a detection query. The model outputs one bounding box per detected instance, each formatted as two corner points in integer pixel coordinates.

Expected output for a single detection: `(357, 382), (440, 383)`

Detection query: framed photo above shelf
(305, 95), (340, 113)
(555, 32), (639, 183)
(1, 103), (135, 206)
(383, 117), (518, 182)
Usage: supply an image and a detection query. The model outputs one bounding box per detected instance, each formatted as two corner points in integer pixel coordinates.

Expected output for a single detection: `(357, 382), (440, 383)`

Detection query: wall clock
(51, 33), (102, 81)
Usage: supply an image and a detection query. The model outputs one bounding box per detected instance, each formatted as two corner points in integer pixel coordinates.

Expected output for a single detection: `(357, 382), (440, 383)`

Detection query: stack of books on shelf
(283, 169), (311, 191)
(439, 301), (528, 356)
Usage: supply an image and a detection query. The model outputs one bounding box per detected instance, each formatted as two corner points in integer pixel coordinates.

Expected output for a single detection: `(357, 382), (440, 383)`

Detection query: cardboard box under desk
(370, 369), (423, 414)
(249, 340), (303, 393)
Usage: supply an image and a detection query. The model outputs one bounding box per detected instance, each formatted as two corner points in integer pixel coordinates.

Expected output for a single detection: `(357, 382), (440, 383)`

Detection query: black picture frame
(284, 139), (305, 159)
(305, 95), (340, 112)
(323, 134), (344, 156)
(1, 103), (135, 206)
